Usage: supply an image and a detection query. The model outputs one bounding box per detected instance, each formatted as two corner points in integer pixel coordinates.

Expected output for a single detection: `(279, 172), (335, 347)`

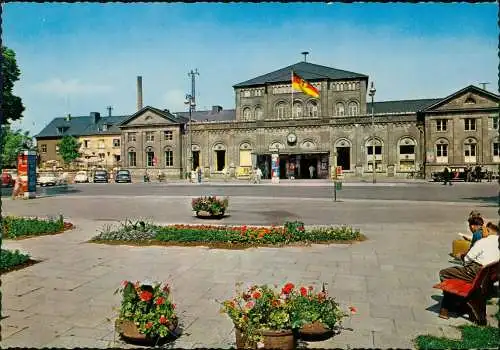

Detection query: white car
(74, 171), (89, 183)
(38, 172), (59, 186)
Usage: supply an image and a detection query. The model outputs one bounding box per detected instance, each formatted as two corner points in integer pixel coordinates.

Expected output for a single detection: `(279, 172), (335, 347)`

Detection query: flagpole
(291, 70), (294, 119)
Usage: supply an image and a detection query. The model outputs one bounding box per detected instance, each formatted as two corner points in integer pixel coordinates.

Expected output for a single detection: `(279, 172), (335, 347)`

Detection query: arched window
(292, 101), (303, 118)
(275, 102), (287, 119)
(336, 102), (345, 116)
(464, 138), (477, 164)
(365, 138), (383, 172)
(242, 107), (251, 120)
(239, 142), (252, 168)
(254, 106), (263, 120)
(398, 137), (417, 171)
(348, 101), (359, 116)
(213, 143), (227, 171)
(435, 138), (449, 164)
(307, 100), (318, 118)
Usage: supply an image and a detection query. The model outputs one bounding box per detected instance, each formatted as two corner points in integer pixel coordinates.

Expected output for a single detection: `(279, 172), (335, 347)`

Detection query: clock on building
(287, 133), (297, 145)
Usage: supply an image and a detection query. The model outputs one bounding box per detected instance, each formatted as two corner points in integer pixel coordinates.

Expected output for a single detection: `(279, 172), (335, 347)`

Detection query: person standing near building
(475, 165), (482, 182)
(255, 167), (263, 184)
(308, 165), (315, 179)
(442, 167), (452, 186)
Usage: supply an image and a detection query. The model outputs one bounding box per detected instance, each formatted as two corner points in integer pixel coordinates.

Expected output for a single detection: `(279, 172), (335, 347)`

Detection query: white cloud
(31, 78), (113, 96)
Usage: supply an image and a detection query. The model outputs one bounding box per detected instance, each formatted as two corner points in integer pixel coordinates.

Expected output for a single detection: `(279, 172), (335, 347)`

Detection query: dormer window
(57, 127), (67, 134)
(99, 124), (109, 132)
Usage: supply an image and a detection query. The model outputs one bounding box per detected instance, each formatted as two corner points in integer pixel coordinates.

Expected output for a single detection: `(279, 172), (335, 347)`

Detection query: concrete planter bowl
(297, 321), (334, 341)
(115, 318), (178, 346)
(235, 328), (295, 349)
(194, 210), (225, 219)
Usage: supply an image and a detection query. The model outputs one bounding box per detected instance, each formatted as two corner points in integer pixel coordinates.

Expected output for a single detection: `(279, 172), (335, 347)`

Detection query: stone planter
(297, 321), (333, 341)
(235, 328), (295, 349)
(195, 210), (225, 219)
(115, 318), (178, 346)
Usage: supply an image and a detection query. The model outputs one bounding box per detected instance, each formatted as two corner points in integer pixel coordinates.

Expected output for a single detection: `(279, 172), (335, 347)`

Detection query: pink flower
(349, 306), (357, 315)
(245, 301), (255, 309)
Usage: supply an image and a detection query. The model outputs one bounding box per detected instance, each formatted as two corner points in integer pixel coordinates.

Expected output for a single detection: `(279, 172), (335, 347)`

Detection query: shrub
(93, 220), (156, 241)
(191, 196), (228, 216)
(2, 215), (65, 238)
(306, 226), (363, 241)
(0, 249), (31, 271)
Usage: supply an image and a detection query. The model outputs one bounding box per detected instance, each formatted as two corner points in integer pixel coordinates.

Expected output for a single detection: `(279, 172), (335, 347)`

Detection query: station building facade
(37, 61), (500, 180)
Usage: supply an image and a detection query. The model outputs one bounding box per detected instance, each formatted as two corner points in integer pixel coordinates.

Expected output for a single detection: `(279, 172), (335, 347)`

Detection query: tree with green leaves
(0, 126), (33, 168)
(58, 136), (80, 165)
(2, 46), (25, 125)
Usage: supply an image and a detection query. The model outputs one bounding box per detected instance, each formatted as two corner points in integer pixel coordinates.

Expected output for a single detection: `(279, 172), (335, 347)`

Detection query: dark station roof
(36, 114), (128, 138)
(233, 61), (368, 88)
(368, 98), (442, 114)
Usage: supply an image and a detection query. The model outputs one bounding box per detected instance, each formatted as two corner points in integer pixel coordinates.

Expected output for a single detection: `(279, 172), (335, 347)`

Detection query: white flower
(257, 342), (265, 348)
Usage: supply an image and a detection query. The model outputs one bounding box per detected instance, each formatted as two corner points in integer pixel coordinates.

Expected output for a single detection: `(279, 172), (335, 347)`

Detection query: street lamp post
(185, 94), (193, 177)
(368, 82), (376, 184)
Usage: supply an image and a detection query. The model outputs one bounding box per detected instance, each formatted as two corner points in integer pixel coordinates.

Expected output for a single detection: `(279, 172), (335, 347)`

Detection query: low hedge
(0, 249), (32, 272)
(2, 215), (70, 239)
(90, 220), (365, 248)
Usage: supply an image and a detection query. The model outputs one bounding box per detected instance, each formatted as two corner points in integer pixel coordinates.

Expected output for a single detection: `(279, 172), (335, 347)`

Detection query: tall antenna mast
(188, 69), (200, 111)
(106, 105), (113, 117)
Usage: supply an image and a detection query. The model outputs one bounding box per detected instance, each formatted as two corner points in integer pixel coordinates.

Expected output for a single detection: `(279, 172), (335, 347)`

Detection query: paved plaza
(1, 182), (498, 348)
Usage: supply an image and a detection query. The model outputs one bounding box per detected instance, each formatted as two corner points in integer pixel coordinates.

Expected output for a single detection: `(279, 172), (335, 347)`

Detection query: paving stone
(370, 304), (415, 322)
(44, 336), (110, 348)
(373, 331), (415, 348)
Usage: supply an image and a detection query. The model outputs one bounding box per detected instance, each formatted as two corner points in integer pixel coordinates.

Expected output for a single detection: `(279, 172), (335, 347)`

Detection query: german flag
(292, 71), (319, 98)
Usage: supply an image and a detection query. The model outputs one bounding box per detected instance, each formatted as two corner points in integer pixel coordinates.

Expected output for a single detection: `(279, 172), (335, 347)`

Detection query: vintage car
(38, 172), (60, 186)
(115, 169), (132, 183)
(1, 172), (15, 187)
(74, 171), (89, 183)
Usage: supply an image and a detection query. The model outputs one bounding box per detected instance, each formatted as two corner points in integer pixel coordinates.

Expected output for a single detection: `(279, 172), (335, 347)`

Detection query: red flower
(159, 315), (168, 324)
(145, 322), (153, 329)
(121, 280), (129, 287)
(300, 287), (308, 296)
(252, 291), (262, 299)
(349, 306), (357, 315)
(162, 284), (171, 294)
(139, 291), (153, 302)
(155, 297), (165, 305)
(281, 283), (295, 295)
(317, 292), (326, 301)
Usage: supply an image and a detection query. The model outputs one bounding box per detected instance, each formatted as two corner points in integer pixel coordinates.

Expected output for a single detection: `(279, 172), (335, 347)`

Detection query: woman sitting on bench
(440, 229), (499, 283)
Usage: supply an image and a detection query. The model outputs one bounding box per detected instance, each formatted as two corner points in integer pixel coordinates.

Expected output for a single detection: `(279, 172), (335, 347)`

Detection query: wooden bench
(433, 261), (498, 326)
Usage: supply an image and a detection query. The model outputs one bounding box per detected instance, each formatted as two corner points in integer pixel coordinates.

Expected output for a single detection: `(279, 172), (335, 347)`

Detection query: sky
(3, 2), (498, 135)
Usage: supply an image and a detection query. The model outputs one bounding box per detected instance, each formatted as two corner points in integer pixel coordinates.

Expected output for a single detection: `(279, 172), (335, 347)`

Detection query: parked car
(38, 172), (59, 186)
(115, 169), (132, 183)
(1, 172), (15, 187)
(74, 171), (89, 183)
(93, 169), (109, 183)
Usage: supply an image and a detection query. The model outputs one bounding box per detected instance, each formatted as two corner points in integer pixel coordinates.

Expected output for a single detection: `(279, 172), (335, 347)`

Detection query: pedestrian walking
(475, 165), (482, 182)
(255, 167), (263, 184)
(442, 167), (452, 186)
(308, 165), (315, 179)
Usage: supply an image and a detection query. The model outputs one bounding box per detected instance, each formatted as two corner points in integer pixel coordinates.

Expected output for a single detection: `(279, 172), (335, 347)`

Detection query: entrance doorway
(336, 147), (350, 171)
(215, 150), (225, 171)
(192, 151), (200, 170)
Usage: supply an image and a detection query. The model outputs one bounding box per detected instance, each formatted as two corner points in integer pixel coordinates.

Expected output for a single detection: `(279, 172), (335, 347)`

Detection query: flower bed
(0, 249), (38, 273)
(90, 220), (365, 249)
(2, 215), (74, 239)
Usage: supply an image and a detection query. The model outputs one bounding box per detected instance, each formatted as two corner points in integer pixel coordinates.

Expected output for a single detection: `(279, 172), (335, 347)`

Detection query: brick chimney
(90, 112), (101, 124)
(211, 105), (223, 113)
(137, 76), (143, 111)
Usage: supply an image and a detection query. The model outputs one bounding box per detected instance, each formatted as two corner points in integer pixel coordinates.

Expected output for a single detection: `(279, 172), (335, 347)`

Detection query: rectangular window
(56, 145), (60, 154)
(366, 146), (382, 155)
(41, 144), (47, 153)
(165, 150), (174, 167)
(436, 119), (447, 132)
(146, 131), (154, 142)
(113, 139), (120, 147)
(164, 130), (173, 141)
(98, 139), (105, 149)
(436, 144), (448, 157)
(494, 143), (500, 157)
(128, 132), (137, 142)
(493, 117), (499, 130)
(399, 145), (415, 155)
(464, 118), (476, 131)
(128, 151), (136, 167)
(464, 144), (476, 157)
(146, 151), (155, 167)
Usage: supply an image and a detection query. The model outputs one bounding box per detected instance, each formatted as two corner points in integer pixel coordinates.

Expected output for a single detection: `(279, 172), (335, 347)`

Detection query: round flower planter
(235, 328), (295, 349)
(298, 321), (333, 341)
(195, 210), (225, 219)
(115, 318), (178, 346)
